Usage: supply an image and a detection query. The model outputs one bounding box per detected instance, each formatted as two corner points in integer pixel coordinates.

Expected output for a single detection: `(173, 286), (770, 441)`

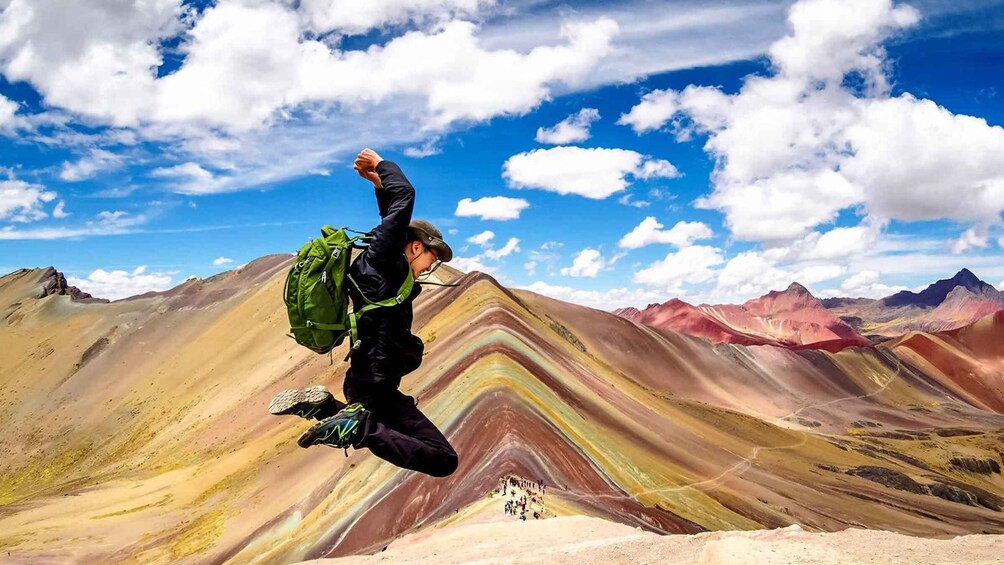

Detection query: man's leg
(355, 391), (458, 478)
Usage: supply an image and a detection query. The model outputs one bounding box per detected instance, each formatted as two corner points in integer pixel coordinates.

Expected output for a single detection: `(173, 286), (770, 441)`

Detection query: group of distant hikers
(490, 474), (550, 521)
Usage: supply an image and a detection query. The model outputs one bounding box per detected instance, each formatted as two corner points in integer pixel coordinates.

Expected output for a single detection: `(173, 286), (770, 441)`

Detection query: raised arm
(354, 149), (415, 267)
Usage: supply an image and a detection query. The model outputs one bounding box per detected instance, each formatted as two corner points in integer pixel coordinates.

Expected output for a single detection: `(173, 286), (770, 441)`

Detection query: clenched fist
(354, 148), (384, 189)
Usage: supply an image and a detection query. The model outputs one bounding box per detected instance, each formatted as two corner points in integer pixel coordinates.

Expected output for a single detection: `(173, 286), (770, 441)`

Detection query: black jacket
(345, 160), (424, 400)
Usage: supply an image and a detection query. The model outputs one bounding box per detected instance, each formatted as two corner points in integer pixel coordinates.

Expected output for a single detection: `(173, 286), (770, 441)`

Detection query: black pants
(320, 370), (458, 478)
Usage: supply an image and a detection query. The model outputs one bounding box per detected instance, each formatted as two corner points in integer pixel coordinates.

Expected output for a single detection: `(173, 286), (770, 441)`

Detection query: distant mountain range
(1, 260), (1003, 561)
(618, 269), (1004, 347)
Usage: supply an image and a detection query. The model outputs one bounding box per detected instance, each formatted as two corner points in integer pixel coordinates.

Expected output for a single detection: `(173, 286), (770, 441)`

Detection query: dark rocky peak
(882, 268), (996, 308)
(785, 282), (811, 295)
(38, 267), (109, 303)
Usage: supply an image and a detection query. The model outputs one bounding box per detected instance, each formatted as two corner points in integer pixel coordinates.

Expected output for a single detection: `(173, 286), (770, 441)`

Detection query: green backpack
(284, 225), (414, 357)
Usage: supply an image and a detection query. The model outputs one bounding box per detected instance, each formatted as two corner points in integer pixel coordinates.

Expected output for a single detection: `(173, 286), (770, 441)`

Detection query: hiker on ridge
(268, 148), (459, 478)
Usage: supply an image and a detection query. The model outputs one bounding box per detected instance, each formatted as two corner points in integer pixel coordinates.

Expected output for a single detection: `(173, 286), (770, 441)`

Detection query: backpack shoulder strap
(344, 260), (416, 349)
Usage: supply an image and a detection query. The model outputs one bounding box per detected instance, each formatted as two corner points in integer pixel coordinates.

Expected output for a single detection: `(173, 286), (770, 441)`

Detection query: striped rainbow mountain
(1, 256), (1002, 563)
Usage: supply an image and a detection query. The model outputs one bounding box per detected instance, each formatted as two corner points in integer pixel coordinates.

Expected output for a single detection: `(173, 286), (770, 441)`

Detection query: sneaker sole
(269, 385), (333, 418)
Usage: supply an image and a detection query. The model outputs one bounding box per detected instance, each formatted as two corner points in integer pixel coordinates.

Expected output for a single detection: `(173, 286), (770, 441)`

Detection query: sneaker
(297, 403), (368, 452)
(269, 385), (336, 420)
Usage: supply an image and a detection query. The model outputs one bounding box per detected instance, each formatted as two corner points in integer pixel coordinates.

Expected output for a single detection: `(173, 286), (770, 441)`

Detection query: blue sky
(1, 0), (1003, 307)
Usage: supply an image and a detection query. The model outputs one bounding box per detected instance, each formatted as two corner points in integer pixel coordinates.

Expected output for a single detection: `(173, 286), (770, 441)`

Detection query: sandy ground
(299, 514), (1004, 565)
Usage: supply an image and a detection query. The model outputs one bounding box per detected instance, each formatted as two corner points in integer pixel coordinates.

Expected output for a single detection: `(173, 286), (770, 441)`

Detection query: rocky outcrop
(949, 457), (1001, 475)
(845, 466), (927, 494)
(37, 267), (109, 303)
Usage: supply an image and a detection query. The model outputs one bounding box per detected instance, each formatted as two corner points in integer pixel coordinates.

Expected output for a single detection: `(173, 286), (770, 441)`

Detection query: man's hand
(354, 148), (384, 189)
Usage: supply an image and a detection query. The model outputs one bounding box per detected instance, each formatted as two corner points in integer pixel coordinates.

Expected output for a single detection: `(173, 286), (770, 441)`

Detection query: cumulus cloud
(621, 0), (1004, 245)
(817, 269), (910, 299)
(213, 256), (234, 266)
(449, 255), (498, 274)
(760, 219), (884, 262)
(712, 250), (845, 299)
(151, 162), (228, 194)
(503, 146), (679, 199)
(299, 0), (496, 36)
(0, 0), (618, 137)
(0, 180), (57, 223)
(403, 137), (443, 158)
(560, 247), (605, 277)
(618, 217), (712, 249)
(448, 235), (518, 273)
(66, 265), (174, 301)
(950, 226), (989, 255)
(484, 237), (520, 260)
(60, 149), (124, 181)
(0, 94), (17, 126)
(617, 89), (679, 134)
(455, 196), (529, 220)
(523, 260), (537, 275)
(535, 108), (600, 144)
(52, 200), (69, 218)
(466, 230), (495, 245)
(632, 245), (724, 292)
(518, 280), (665, 311)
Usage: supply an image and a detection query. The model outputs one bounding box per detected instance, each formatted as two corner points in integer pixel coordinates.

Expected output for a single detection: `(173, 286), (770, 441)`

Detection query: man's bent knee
(428, 450), (458, 478)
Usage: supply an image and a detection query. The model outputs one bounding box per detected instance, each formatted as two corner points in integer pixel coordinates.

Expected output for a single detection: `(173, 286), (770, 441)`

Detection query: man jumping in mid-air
(268, 148), (458, 478)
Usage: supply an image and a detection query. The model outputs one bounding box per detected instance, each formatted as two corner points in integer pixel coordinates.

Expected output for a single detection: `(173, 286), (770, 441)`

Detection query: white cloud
(950, 226), (989, 255)
(66, 265), (174, 301)
(503, 146), (679, 199)
(617, 193), (650, 208)
(466, 230), (495, 246)
(0, 180), (57, 223)
(560, 247), (605, 278)
(97, 211), (128, 225)
(151, 162), (228, 195)
(0, 94), (17, 126)
(817, 269), (910, 299)
(535, 107), (600, 144)
(618, 89), (679, 134)
(618, 217), (712, 249)
(213, 256), (234, 266)
(484, 237), (520, 260)
(299, 0), (496, 36)
(449, 255), (497, 274)
(154, 8), (620, 132)
(623, 0), (1004, 246)
(0, 213), (150, 239)
(403, 137), (443, 158)
(0, 0), (617, 136)
(540, 241), (562, 250)
(523, 260), (537, 275)
(0, 0), (182, 127)
(455, 196), (529, 220)
(633, 245), (724, 292)
(712, 250), (845, 300)
(760, 219), (884, 262)
(52, 200), (69, 218)
(59, 149), (123, 181)
(518, 280), (665, 311)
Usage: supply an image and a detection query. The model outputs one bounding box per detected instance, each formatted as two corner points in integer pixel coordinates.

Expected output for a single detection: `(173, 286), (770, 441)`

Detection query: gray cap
(409, 219), (453, 262)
